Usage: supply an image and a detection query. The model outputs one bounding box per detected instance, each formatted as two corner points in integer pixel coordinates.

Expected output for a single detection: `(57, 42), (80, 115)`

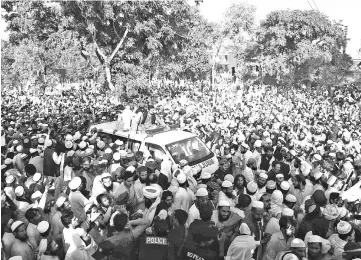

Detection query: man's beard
(104, 183), (113, 192)
(343, 139), (350, 144)
(218, 212), (230, 222)
(258, 182), (266, 189)
(225, 191), (233, 199)
(139, 178), (147, 184)
(145, 198), (153, 209)
(241, 150), (246, 154)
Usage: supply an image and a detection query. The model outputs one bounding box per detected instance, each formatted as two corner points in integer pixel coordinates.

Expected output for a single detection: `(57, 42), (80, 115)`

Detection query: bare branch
(108, 26), (129, 62)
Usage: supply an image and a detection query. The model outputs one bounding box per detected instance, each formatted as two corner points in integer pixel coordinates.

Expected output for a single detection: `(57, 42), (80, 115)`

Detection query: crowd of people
(1, 82), (361, 260)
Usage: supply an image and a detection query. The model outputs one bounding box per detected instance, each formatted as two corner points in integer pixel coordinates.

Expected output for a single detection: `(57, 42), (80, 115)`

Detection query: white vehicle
(89, 121), (219, 174)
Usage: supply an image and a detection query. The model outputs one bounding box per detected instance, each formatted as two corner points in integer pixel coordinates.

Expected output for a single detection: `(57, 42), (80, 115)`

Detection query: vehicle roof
(145, 130), (196, 146)
(90, 121), (196, 145)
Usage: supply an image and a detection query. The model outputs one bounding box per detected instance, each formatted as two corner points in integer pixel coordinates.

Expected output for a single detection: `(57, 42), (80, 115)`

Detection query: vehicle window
(100, 132), (141, 152)
(145, 143), (166, 159)
(165, 137), (212, 165)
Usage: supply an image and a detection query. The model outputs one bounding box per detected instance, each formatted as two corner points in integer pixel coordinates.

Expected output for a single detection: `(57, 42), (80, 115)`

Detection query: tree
(1, 1), (97, 90)
(210, 3), (256, 85)
(245, 9), (352, 86)
(60, 0), (194, 93)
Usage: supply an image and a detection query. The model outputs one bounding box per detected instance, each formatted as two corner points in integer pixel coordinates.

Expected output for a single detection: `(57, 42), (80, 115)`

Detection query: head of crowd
(1, 83), (361, 260)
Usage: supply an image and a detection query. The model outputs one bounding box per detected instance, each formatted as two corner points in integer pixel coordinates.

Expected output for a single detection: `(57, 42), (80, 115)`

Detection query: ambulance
(89, 121), (219, 174)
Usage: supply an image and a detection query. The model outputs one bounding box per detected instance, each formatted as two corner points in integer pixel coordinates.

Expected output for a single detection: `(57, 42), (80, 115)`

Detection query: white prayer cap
(5, 175), (15, 184)
(276, 174), (284, 179)
(16, 145), (23, 153)
(15, 186), (24, 197)
(31, 191), (42, 200)
(33, 172), (42, 182)
(104, 148), (112, 154)
(280, 181), (290, 191)
(224, 174), (234, 184)
(69, 177), (82, 190)
(289, 150), (297, 156)
(78, 141), (87, 149)
(218, 200), (230, 207)
(314, 171), (323, 181)
(241, 142), (249, 149)
(65, 134), (73, 141)
(115, 139), (123, 146)
(313, 154), (322, 161)
(113, 152), (121, 161)
(9, 257), (23, 260)
(285, 194), (297, 203)
(337, 221), (352, 235)
(254, 140), (262, 148)
(259, 172), (268, 180)
(143, 186), (161, 199)
(290, 238), (306, 248)
(5, 158), (13, 165)
(283, 254), (299, 260)
(45, 139), (52, 147)
(200, 171), (211, 179)
(252, 201), (264, 209)
(65, 140), (73, 149)
(282, 208), (294, 217)
(11, 221), (24, 232)
(126, 166), (135, 173)
(247, 181), (258, 193)
(37, 221), (50, 234)
(56, 196), (66, 208)
(308, 235), (323, 243)
(29, 148), (37, 154)
(239, 223), (251, 235)
(222, 180), (233, 188)
(177, 173), (187, 184)
(157, 210), (168, 220)
(196, 188), (208, 197)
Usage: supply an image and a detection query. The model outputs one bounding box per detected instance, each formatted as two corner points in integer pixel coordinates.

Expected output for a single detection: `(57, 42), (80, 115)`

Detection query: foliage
(2, 0), (209, 94)
(245, 9), (352, 86)
(211, 3), (256, 80)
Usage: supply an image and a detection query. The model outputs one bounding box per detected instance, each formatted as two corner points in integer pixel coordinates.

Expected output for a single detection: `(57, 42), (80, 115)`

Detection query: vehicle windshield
(165, 136), (212, 165)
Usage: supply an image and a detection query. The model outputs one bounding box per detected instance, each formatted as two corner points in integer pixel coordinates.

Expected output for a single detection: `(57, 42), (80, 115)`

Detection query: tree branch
(108, 26), (129, 62)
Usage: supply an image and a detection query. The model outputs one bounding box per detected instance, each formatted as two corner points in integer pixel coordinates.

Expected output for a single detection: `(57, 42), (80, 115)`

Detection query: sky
(1, 0), (361, 58)
(189, 0), (361, 58)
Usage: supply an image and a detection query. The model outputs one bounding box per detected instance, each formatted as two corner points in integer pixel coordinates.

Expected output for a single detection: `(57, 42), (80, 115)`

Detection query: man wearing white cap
(242, 200), (266, 258)
(328, 221), (355, 260)
(186, 187), (208, 227)
(275, 238), (306, 260)
(211, 200), (244, 253)
(218, 180), (236, 207)
(240, 142), (253, 166)
(28, 148), (43, 174)
(141, 186), (162, 225)
(173, 172), (193, 211)
(4, 175), (16, 201)
(226, 223), (261, 260)
(68, 177), (91, 223)
(252, 140), (263, 169)
(307, 235), (333, 260)
(10, 221), (34, 260)
(51, 196), (70, 245)
(108, 152), (124, 174)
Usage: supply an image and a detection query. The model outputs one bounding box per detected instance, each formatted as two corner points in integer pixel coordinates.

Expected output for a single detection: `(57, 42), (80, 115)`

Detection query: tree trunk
(104, 65), (115, 91)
